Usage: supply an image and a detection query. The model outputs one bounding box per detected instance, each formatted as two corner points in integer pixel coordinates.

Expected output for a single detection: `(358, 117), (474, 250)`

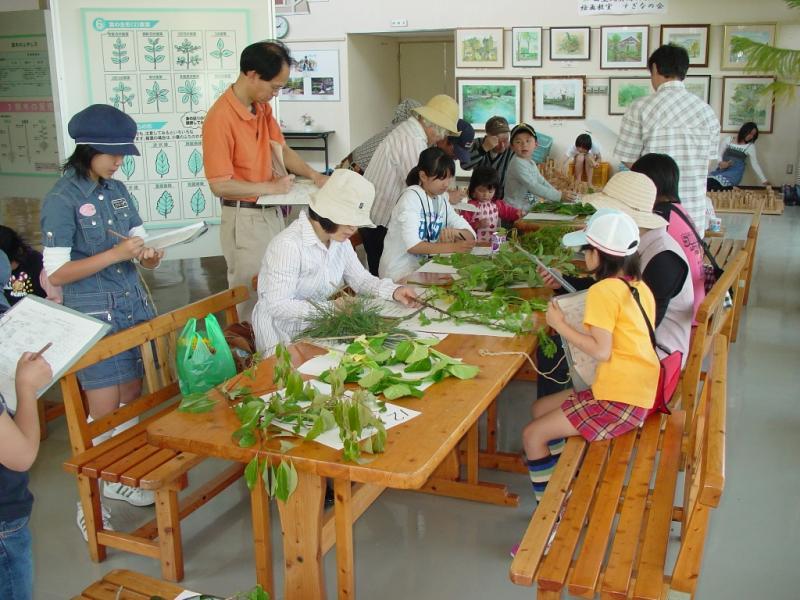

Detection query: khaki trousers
(220, 204), (285, 321)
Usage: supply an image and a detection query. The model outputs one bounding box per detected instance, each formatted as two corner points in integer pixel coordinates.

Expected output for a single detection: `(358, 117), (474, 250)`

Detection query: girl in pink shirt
(462, 166), (523, 241)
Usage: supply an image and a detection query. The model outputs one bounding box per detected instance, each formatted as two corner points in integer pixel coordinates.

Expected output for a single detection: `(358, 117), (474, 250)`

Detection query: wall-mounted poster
(721, 23), (776, 71)
(512, 27), (542, 67)
(549, 27), (591, 61)
(456, 28), (504, 68)
(660, 24), (710, 67)
(281, 48), (340, 101)
(608, 77), (652, 115)
(79, 8), (255, 227)
(457, 78), (521, 131)
(721, 76), (775, 133)
(601, 25), (650, 69)
(533, 76), (586, 119)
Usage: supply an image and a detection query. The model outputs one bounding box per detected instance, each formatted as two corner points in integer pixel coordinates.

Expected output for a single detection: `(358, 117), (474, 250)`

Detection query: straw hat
(309, 169), (376, 228)
(563, 208), (640, 257)
(585, 171), (667, 230)
(412, 94), (460, 134)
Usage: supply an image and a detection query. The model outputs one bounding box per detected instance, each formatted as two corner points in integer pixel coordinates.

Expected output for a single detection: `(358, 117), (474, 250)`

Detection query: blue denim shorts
(0, 515), (33, 600)
(64, 286), (155, 390)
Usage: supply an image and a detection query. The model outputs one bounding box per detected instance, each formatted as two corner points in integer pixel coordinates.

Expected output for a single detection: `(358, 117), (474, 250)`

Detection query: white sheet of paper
(143, 221), (208, 250)
(416, 260), (458, 274)
(403, 310), (515, 337)
(256, 179), (318, 206)
(266, 380), (420, 450)
(0, 297), (110, 412)
(522, 212), (577, 221)
(173, 591), (207, 600)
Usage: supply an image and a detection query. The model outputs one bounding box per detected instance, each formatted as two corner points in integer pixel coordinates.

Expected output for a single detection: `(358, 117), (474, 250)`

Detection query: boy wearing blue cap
(39, 104), (163, 539)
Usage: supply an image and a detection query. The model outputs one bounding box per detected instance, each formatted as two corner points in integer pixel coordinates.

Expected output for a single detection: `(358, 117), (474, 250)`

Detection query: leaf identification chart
(0, 34), (60, 176)
(49, 1), (272, 230)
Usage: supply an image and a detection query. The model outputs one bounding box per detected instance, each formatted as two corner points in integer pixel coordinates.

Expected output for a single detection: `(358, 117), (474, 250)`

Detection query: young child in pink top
(463, 166), (523, 241)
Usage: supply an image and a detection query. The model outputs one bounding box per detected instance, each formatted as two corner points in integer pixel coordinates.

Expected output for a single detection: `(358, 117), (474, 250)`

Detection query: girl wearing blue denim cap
(39, 104), (163, 538)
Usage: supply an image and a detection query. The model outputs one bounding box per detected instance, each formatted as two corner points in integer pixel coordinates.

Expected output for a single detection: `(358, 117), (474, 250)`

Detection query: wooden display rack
(709, 187), (783, 215)
(540, 159), (594, 195)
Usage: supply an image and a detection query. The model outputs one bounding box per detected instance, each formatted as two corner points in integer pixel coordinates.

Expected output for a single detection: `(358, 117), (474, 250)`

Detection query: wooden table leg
(334, 478), (355, 600)
(276, 470), (326, 600)
(466, 422), (479, 485)
(250, 477), (273, 596)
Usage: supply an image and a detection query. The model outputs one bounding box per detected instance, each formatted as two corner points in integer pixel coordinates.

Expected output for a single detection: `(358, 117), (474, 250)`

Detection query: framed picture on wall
(660, 24), (710, 67)
(608, 77), (652, 115)
(721, 76), (775, 133)
(456, 28), (505, 68)
(533, 76), (586, 119)
(549, 27), (591, 61)
(684, 75), (712, 103)
(600, 25), (650, 69)
(721, 23), (776, 70)
(512, 27), (543, 67)
(457, 78), (522, 131)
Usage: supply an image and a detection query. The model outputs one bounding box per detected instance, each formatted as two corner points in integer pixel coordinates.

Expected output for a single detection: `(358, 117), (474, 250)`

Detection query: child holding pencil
(39, 105), (163, 538)
(0, 351), (53, 600)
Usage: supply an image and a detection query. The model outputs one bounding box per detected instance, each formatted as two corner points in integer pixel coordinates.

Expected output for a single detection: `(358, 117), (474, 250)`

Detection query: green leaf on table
(358, 368), (387, 389)
(447, 364), (480, 380)
(393, 340), (414, 362)
(273, 460), (298, 502)
(405, 343), (429, 364)
(178, 392), (216, 413)
(382, 383), (423, 400)
(244, 456), (262, 491)
(233, 427), (257, 448)
(404, 357), (432, 373)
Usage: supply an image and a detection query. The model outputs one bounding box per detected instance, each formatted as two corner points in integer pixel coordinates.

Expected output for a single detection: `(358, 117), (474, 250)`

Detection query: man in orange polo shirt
(203, 41), (328, 319)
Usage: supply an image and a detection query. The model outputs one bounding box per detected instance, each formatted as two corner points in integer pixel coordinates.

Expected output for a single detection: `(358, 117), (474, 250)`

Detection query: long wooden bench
(510, 333), (728, 599)
(705, 237), (749, 343)
(72, 569), (185, 600)
(61, 286), (249, 581)
(742, 203), (762, 307)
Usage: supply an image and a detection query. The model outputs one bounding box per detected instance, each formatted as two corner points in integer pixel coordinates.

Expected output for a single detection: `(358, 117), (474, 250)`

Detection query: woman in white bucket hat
(252, 169), (418, 356)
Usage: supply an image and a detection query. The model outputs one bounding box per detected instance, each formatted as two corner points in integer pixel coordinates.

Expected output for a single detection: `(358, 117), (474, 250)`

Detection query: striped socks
(527, 453), (559, 502)
(547, 438), (566, 456)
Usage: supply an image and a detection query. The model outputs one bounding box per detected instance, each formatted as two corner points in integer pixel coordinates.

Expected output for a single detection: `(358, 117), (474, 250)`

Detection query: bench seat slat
(78, 434), (148, 478)
(509, 437), (586, 586)
(119, 448), (179, 487)
(103, 568), (184, 597)
(600, 415), (663, 598)
(568, 432), (637, 597)
(632, 410), (686, 600)
(537, 440), (611, 592)
(100, 444), (163, 482)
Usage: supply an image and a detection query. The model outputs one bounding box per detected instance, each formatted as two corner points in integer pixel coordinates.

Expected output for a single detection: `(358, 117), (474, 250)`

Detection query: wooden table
(148, 330), (543, 599)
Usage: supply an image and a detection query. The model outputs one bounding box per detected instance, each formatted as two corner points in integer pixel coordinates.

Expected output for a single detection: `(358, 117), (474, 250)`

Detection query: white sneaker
(76, 501), (113, 542)
(103, 482), (155, 507)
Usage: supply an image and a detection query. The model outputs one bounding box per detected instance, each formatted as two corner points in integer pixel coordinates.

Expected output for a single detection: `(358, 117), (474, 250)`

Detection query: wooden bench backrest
(673, 334), (727, 593)
(682, 250), (746, 416)
(60, 286), (249, 455)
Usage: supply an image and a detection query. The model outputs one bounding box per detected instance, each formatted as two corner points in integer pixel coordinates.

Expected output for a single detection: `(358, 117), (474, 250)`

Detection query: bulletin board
(47, 0), (272, 228)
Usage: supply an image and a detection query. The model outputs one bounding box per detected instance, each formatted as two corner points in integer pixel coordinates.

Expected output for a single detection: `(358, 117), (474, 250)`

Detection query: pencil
(107, 229), (129, 241)
(33, 342), (52, 360)
(458, 232), (466, 241)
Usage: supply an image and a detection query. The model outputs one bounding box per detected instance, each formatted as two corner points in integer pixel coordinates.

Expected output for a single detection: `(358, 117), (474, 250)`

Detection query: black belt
(221, 199), (272, 209)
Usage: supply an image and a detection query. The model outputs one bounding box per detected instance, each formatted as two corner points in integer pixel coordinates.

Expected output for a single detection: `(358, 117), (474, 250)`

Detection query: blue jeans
(0, 516), (33, 600)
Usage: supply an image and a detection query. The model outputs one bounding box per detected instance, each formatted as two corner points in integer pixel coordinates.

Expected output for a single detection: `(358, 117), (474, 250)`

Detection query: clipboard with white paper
(0, 297), (111, 412)
(143, 221), (208, 250)
(552, 290), (596, 392)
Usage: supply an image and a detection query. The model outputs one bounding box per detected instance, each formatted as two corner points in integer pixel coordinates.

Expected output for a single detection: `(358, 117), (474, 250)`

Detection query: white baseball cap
(562, 208), (640, 257)
(309, 169), (376, 228)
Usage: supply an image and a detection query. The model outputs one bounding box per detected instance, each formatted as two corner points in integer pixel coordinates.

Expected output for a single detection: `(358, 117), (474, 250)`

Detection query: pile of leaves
(517, 225), (576, 258)
(320, 335), (479, 400)
(296, 296), (412, 342)
(530, 201), (596, 216)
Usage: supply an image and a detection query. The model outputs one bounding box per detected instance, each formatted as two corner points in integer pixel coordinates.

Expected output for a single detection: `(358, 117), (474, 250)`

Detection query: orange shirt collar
(222, 85), (267, 122)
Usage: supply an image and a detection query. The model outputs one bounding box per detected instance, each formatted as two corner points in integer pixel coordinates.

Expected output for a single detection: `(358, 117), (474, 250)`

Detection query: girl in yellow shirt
(522, 209), (660, 502)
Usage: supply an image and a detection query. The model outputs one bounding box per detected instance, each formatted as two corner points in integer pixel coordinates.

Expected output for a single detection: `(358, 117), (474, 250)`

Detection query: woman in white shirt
(253, 169), (418, 356)
(707, 122), (769, 190)
(379, 147), (476, 282)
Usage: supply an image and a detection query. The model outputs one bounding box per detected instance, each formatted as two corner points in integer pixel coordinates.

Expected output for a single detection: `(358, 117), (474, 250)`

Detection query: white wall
(279, 0), (800, 185)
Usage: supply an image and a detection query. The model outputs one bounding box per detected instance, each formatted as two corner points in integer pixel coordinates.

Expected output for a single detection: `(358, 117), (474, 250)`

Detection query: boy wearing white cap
(252, 170), (418, 356)
(522, 209), (659, 505)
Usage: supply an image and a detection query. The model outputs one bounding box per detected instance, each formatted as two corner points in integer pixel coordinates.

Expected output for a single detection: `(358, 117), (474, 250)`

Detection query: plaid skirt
(562, 389), (649, 442)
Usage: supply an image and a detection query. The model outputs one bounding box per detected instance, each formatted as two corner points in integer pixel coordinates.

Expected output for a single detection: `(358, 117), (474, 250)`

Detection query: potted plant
(300, 113), (314, 132)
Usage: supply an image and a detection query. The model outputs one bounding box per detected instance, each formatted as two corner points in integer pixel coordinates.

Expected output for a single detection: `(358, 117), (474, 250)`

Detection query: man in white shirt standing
(362, 95), (461, 275)
(615, 44), (720, 231)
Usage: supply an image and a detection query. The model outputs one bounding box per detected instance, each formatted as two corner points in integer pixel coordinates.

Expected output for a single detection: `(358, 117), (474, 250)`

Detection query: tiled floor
(29, 209), (800, 599)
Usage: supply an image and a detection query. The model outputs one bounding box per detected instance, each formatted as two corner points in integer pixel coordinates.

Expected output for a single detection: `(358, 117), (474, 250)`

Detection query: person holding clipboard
(40, 104), (163, 539)
(0, 351), (52, 600)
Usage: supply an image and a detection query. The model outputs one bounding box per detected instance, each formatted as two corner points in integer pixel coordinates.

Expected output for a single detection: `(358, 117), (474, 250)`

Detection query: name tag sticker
(111, 197), (129, 210)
